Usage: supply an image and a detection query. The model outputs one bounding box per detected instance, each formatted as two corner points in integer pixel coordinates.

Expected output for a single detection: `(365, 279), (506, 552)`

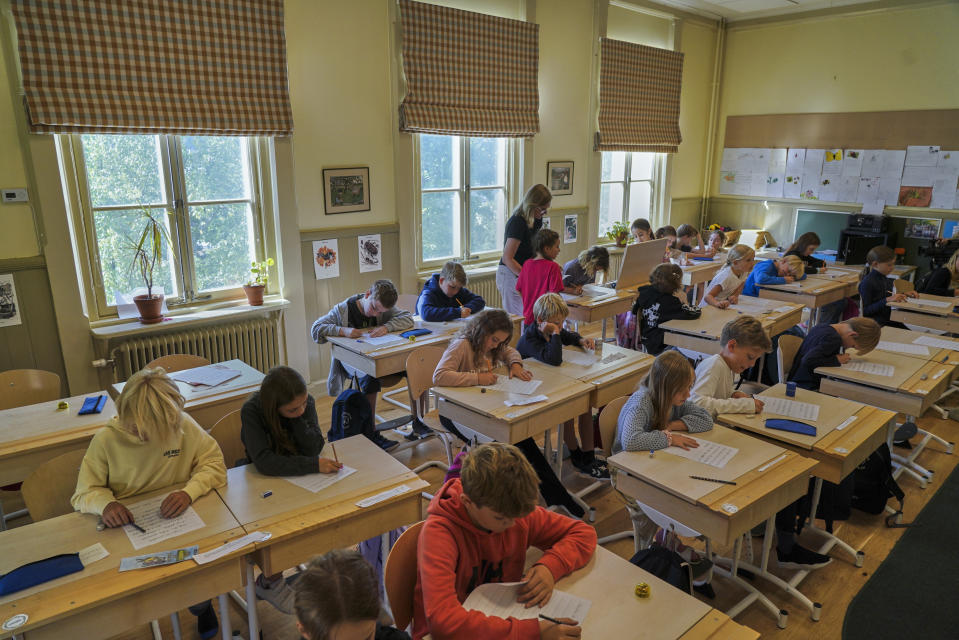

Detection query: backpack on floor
(329, 380), (375, 442)
(796, 475), (854, 535)
(851, 443), (906, 525)
(629, 545), (693, 594)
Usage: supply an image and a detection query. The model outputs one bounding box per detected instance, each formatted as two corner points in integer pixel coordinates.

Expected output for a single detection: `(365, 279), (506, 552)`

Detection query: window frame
(597, 151), (666, 239)
(58, 133), (271, 320)
(414, 134), (516, 271)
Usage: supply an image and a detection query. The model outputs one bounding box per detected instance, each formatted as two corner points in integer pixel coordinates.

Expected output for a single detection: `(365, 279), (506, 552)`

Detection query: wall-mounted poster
(0, 274), (20, 327)
(564, 215), (578, 243)
(358, 234), (382, 273)
(323, 167), (371, 214)
(547, 161), (573, 196)
(312, 239), (339, 279)
(904, 218), (940, 239)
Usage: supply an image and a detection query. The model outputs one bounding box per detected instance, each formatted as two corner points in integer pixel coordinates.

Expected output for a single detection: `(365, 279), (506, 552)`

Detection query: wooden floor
(6, 318), (958, 640)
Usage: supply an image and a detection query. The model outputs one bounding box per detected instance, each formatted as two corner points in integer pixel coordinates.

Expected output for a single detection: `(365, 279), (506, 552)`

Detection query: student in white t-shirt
(700, 244), (755, 309)
(691, 316), (769, 417)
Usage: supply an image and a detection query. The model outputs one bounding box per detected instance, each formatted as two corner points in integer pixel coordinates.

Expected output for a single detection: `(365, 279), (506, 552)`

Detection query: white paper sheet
(667, 437), (738, 469)
(842, 360), (895, 377)
(562, 350), (599, 367)
(902, 166), (937, 187)
(355, 484), (412, 508)
(783, 174), (802, 199)
(786, 149), (806, 175)
(171, 364), (241, 388)
(79, 543), (110, 566)
(931, 178), (958, 210)
(800, 173), (821, 200)
(504, 394), (549, 407)
(861, 199), (885, 215)
(123, 495), (206, 551)
(359, 334), (406, 346)
(857, 177), (880, 203)
(909, 298), (953, 308)
(836, 175), (860, 202)
(463, 582), (592, 625)
(913, 335), (959, 351)
(938, 150), (959, 171)
(876, 341), (931, 356)
(878, 177), (902, 206)
(484, 375), (543, 395)
(580, 284), (615, 298)
(879, 150), (907, 179)
(842, 150), (864, 177)
(767, 173), (785, 198)
(819, 176), (839, 202)
(193, 531), (272, 564)
(804, 149), (825, 176)
(769, 148), (787, 174)
(286, 466), (357, 493)
(822, 149), (843, 174)
(761, 396), (820, 422)
(905, 145), (940, 167)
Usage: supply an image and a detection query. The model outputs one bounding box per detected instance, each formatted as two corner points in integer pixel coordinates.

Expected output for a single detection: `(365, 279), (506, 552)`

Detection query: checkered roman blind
(10, 0), (293, 136)
(398, 0), (539, 138)
(595, 38), (683, 153)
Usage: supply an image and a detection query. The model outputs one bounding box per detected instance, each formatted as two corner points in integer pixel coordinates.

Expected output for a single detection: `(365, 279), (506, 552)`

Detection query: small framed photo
(323, 167), (371, 214)
(547, 161), (573, 196)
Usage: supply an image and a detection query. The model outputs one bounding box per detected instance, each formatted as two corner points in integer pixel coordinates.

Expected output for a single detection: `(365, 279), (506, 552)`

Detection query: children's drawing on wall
(899, 187), (933, 208)
(0, 274), (21, 327)
(564, 215), (578, 243)
(358, 234), (382, 273)
(822, 149), (843, 174)
(783, 174), (802, 199)
(313, 239), (339, 280)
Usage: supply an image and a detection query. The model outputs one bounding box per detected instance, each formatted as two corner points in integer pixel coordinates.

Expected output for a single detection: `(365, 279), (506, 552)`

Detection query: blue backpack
(329, 387), (375, 442)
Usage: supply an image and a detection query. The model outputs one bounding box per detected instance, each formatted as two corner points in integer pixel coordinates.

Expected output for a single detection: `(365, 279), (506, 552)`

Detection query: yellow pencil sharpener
(56, 401), (69, 411)
(634, 582), (651, 598)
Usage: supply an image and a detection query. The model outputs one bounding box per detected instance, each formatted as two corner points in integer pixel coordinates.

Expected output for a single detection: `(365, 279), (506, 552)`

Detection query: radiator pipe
(91, 358), (114, 368)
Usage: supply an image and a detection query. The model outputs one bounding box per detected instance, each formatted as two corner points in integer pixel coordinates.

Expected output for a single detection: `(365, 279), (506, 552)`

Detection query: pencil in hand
(331, 442), (339, 464)
(130, 522), (147, 534)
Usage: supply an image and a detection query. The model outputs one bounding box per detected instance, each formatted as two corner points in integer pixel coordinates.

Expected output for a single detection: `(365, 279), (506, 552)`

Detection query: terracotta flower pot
(133, 294), (164, 324)
(243, 284), (265, 306)
(614, 234), (629, 248)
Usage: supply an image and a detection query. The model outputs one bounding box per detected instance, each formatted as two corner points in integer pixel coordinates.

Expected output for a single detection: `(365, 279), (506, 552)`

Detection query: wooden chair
(894, 278), (915, 294)
(0, 368), (61, 411)
(209, 409), (245, 469)
(384, 521), (425, 632)
(776, 334), (803, 384)
(144, 354), (211, 373)
(391, 347), (453, 474)
(594, 396), (639, 550)
(21, 449), (87, 521)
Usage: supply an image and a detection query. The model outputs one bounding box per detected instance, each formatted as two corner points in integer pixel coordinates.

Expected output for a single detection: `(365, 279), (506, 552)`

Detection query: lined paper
(286, 466), (357, 493)
(504, 394), (548, 407)
(762, 396), (820, 422)
(842, 360), (895, 376)
(484, 375), (543, 395)
(913, 335), (959, 352)
(563, 350), (599, 367)
(464, 582), (591, 625)
(908, 298), (952, 308)
(667, 437), (738, 469)
(123, 495), (206, 551)
(877, 341), (930, 356)
(359, 334), (405, 346)
(172, 364), (241, 387)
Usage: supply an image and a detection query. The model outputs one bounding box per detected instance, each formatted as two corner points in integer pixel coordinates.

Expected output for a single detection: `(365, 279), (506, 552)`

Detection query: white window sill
(90, 296), (289, 340)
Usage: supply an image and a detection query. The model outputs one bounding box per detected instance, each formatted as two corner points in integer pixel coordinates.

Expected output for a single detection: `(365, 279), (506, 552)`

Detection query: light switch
(1, 188), (28, 203)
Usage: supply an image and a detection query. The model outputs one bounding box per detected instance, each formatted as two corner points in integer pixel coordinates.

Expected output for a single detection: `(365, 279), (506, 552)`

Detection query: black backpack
(851, 443), (906, 526)
(329, 387), (375, 442)
(629, 545), (693, 594)
(914, 269), (935, 295)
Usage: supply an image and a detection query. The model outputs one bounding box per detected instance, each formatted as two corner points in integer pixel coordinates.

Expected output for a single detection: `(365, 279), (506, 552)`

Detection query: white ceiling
(649, 0), (884, 22)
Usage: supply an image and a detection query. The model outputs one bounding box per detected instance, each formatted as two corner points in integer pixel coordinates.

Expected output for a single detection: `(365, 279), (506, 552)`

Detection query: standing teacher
(496, 184), (552, 316)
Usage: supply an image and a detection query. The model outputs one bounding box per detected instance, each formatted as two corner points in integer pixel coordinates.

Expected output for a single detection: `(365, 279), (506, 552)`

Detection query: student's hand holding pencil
(102, 501), (135, 527)
(517, 564), (554, 608)
(318, 457), (342, 473)
(160, 490), (192, 519)
(368, 325), (388, 337)
(539, 617), (581, 639)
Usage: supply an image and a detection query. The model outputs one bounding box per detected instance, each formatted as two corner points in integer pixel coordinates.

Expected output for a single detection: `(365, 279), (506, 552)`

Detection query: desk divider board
(616, 238), (667, 291)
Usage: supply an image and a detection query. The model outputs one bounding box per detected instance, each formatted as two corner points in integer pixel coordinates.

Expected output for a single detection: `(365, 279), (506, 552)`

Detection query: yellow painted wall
(672, 19), (717, 199)
(0, 37), (39, 258)
(607, 4), (671, 48)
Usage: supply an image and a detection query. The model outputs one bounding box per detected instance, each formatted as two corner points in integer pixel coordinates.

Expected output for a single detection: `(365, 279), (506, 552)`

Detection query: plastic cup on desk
(786, 381), (797, 397)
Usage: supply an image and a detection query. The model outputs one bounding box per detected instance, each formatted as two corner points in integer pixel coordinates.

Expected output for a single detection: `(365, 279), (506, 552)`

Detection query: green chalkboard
(794, 209), (850, 252)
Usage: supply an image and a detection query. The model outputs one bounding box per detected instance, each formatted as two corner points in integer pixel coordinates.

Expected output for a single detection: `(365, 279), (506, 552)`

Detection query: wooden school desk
(0, 393), (115, 487)
(717, 384), (894, 576)
(433, 359), (592, 445)
(554, 343), (653, 408)
(564, 289), (637, 341)
(871, 325), (959, 367)
(756, 278), (847, 325)
(662, 299), (803, 356)
(530, 546), (758, 640)
(680, 260), (723, 302)
(111, 359), (263, 428)
(608, 427), (819, 627)
(805, 268), (860, 297)
(215, 435), (427, 639)
(836, 262), (917, 282)
(0, 486), (246, 640)
(888, 293), (959, 333)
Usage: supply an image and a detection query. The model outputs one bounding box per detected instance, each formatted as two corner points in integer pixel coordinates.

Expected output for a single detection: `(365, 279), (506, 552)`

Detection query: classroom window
(67, 134), (265, 316)
(418, 134), (511, 265)
(598, 151), (662, 237)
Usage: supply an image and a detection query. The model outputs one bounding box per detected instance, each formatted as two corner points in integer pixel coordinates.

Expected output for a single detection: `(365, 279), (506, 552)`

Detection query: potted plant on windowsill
(129, 207), (172, 324)
(243, 258), (275, 306)
(606, 221), (631, 247)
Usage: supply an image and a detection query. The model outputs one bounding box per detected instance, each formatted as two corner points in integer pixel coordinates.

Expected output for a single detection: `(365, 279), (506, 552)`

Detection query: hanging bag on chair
(329, 374), (376, 442)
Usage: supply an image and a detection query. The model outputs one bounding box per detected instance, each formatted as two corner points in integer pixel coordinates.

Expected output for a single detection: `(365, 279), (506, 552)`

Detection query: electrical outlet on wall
(1, 188), (28, 203)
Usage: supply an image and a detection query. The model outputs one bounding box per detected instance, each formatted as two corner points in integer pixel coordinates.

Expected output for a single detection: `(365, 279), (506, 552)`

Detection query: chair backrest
(598, 395), (629, 457)
(777, 334), (803, 383)
(209, 409), (245, 468)
(21, 448), (87, 521)
(405, 346), (447, 420)
(0, 369), (61, 410)
(894, 278), (914, 294)
(397, 294), (420, 315)
(144, 354), (211, 373)
(384, 521), (425, 631)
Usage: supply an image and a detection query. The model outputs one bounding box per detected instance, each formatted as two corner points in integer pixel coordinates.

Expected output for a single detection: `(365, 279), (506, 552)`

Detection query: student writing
(700, 244), (755, 309)
(562, 246), (609, 289)
(741, 254), (806, 297)
(632, 263), (701, 355)
(417, 260), (485, 321)
(691, 316), (771, 416)
(676, 223), (715, 258)
(630, 218), (653, 243)
(858, 245), (917, 328)
(789, 317), (880, 391)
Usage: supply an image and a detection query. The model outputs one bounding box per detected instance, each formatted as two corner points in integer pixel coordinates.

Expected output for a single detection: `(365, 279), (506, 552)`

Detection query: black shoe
(693, 582), (716, 599)
(196, 603), (219, 640)
(776, 544), (832, 570)
(893, 421), (918, 445)
(578, 458), (610, 480)
(404, 419), (434, 441)
(372, 432), (399, 452)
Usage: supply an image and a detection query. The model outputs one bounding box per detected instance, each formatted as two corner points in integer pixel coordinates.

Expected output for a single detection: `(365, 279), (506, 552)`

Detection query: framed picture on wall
(547, 161), (573, 196)
(323, 167), (371, 214)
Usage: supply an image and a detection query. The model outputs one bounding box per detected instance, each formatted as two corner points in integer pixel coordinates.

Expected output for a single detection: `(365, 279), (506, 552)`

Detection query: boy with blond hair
(692, 316), (772, 417)
(417, 260), (486, 322)
(413, 442), (596, 640)
(517, 293), (605, 479)
(742, 254), (806, 297)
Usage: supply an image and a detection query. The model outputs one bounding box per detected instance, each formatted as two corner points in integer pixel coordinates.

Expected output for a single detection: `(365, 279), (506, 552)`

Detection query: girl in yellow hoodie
(71, 367), (227, 639)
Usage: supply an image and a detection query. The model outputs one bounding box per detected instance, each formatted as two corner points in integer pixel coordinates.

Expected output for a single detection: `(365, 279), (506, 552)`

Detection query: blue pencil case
(78, 394), (107, 415)
(0, 553), (84, 596)
(692, 256), (714, 261)
(401, 328), (432, 339)
(765, 418), (816, 436)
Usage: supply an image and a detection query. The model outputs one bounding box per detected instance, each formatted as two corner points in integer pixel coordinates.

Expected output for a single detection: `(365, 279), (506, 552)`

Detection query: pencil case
(400, 328), (432, 338)
(0, 553), (84, 595)
(78, 394), (107, 415)
(692, 256), (714, 261)
(765, 419), (816, 436)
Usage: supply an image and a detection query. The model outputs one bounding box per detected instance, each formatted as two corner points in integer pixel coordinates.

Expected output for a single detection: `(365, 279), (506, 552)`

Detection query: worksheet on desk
(913, 335), (959, 352)
(484, 375), (543, 395)
(877, 341), (930, 356)
(842, 360), (895, 376)
(123, 495), (206, 551)
(359, 334), (406, 346)
(762, 396), (820, 422)
(463, 582), (591, 624)
(667, 437), (738, 469)
(580, 284), (616, 298)
(286, 466), (357, 493)
(563, 349), (599, 367)
(171, 364), (241, 387)
(908, 298), (953, 308)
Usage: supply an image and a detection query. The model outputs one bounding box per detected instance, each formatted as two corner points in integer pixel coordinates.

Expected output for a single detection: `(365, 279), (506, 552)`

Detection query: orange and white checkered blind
(11, 0), (293, 136)
(398, 0), (539, 138)
(595, 38), (684, 153)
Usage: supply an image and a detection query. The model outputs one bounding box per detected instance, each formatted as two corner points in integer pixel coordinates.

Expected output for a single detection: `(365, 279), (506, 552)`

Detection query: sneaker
(893, 421), (918, 445)
(371, 432), (399, 452)
(196, 602), (219, 640)
(404, 419), (433, 441)
(580, 459), (610, 480)
(255, 574), (295, 614)
(776, 544), (832, 570)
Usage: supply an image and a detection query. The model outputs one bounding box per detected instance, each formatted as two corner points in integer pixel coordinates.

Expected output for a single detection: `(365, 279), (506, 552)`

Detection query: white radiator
(608, 251), (625, 282)
(467, 271), (501, 308)
(109, 315), (280, 382)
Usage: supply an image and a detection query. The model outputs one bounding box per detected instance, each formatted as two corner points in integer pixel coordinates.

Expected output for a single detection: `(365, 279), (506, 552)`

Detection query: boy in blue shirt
(416, 261), (485, 322)
(742, 255), (806, 297)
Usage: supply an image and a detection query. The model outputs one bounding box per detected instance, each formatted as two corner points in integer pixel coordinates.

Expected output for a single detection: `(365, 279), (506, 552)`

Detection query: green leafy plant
(128, 206), (172, 299)
(249, 258), (275, 286)
(605, 220), (631, 245)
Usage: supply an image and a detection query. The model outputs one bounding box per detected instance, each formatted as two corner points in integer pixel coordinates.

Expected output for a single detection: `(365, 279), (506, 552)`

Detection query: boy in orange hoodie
(412, 442), (596, 640)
